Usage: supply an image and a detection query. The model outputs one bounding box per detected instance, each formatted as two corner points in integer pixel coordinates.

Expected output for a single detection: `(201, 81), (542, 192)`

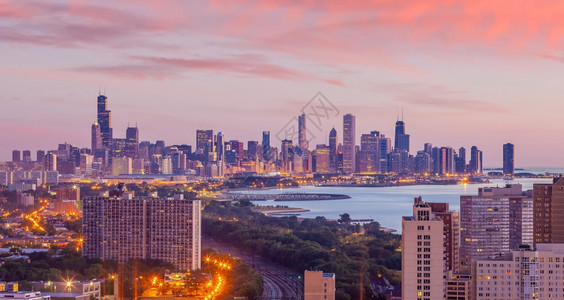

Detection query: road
(203, 237), (304, 300)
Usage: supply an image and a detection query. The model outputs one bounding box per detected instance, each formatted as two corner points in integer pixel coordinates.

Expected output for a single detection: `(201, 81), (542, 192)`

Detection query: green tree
(338, 213), (351, 224)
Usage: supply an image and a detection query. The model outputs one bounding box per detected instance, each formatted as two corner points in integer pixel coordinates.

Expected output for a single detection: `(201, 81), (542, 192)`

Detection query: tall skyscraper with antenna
(97, 93), (113, 150)
(394, 109), (410, 153)
(125, 126), (139, 158)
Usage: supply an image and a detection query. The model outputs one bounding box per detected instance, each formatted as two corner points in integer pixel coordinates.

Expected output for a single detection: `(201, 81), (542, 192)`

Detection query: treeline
(0, 244), (175, 298)
(203, 201), (401, 300)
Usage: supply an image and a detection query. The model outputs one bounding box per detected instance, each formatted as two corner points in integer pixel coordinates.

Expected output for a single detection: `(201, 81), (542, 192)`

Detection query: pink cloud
(70, 55), (346, 86)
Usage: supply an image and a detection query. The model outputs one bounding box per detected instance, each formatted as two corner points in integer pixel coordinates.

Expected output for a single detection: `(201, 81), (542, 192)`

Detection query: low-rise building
(304, 270), (335, 300)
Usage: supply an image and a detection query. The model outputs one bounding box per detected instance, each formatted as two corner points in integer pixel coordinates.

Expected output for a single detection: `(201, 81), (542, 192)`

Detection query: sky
(1, 0), (563, 167)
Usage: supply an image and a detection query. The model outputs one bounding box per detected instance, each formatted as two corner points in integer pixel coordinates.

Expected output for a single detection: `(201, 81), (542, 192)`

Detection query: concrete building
(460, 184), (533, 272)
(533, 177), (564, 246)
(427, 201), (461, 273)
(83, 194), (201, 271)
(472, 244), (564, 300)
(445, 271), (471, 300)
(402, 197), (445, 300)
(304, 270), (335, 300)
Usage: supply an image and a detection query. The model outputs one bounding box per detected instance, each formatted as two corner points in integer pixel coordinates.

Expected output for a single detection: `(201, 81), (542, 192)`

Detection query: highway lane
(203, 237), (304, 300)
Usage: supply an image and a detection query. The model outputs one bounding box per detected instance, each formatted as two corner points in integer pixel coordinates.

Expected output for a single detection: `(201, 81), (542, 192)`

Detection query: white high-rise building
(473, 244), (564, 300)
(402, 197), (445, 300)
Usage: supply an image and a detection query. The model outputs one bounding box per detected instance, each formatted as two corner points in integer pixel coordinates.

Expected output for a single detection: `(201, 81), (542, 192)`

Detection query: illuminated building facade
(460, 184), (533, 272)
(342, 114), (356, 173)
(402, 197), (445, 300)
(96, 94), (113, 150)
(83, 194), (201, 270)
(472, 244), (564, 300)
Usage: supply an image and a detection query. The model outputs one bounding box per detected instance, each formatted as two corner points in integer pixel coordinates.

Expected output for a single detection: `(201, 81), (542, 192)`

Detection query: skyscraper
(44, 152), (57, 171)
(359, 131), (379, 173)
(533, 177), (564, 246)
(196, 129), (213, 162)
(455, 147), (466, 173)
(314, 145), (330, 173)
(379, 135), (391, 173)
(298, 113), (308, 151)
(125, 126), (139, 158)
(329, 128), (338, 172)
(503, 143), (514, 176)
(342, 114), (356, 173)
(469, 146), (483, 174)
(96, 94), (113, 149)
(439, 146), (454, 175)
(394, 119), (410, 153)
(247, 141), (258, 160)
(91, 123), (102, 153)
(460, 184), (532, 271)
(12, 150), (20, 162)
(196, 130), (213, 152)
(262, 131), (271, 161)
(426, 201), (460, 273)
(216, 132), (225, 161)
(281, 139), (294, 173)
(22, 150), (31, 162)
(402, 197), (445, 300)
(36, 150), (45, 164)
(229, 140), (244, 164)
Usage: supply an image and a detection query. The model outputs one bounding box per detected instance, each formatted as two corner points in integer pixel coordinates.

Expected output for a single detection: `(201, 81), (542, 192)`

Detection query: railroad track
(203, 238), (304, 299)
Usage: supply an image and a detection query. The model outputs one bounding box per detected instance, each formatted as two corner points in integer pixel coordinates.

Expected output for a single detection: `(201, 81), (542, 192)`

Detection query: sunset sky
(1, 0), (564, 167)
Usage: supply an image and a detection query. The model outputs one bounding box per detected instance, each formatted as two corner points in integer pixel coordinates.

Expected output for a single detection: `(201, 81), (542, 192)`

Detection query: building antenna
(98, 83), (102, 95)
(396, 108), (399, 122)
(402, 107), (404, 121)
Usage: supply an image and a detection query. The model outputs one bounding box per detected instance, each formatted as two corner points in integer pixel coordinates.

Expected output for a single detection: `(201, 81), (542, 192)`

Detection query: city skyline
(2, 1), (564, 167)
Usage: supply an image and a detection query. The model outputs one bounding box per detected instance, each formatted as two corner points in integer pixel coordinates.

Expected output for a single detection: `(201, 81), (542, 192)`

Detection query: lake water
(240, 178), (554, 233)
